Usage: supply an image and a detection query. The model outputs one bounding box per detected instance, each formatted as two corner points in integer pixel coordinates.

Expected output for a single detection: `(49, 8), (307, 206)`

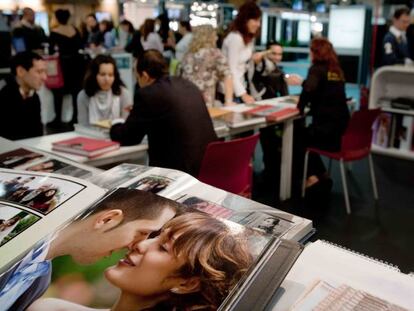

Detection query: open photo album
(0, 137), (312, 310)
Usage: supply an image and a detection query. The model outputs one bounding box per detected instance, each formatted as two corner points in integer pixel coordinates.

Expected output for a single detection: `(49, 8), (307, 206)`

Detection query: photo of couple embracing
(0, 188), (259, 311)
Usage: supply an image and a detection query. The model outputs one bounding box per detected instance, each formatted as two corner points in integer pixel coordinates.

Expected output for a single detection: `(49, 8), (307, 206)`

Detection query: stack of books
(52, 136), (120, 158)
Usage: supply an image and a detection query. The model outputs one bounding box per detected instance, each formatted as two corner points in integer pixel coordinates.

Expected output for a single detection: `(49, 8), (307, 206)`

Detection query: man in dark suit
(381, 7), (412, 66)
(0, 51), (46, 140)
(110, 50), (217, 176)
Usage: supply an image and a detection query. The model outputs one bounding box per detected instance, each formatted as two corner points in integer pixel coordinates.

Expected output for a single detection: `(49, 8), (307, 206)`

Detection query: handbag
(43, 55), (64, 89)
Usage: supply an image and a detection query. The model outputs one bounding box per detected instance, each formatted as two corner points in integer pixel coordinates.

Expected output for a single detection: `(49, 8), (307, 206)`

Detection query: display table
(17, 132), (148, 167)
(218, 96), (301, 201)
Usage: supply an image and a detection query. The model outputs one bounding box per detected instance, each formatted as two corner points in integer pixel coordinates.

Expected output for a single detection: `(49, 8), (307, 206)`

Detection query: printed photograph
(0, 204), (40, 246)
(27, 159), (92, 179)
(0, 149), (45, 169)
(230, 212), (294, 237)
(26, 159), (70, 173)
(0, 171), (85, 215)
(127, 175), (173, 194)
(180, 196), (234, 219)
(0, 189), (267, 311)
(89, 164), (151, 189)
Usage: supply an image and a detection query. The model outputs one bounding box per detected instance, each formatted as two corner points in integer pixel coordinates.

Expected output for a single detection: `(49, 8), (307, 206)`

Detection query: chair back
(198, 133), (260, 196)
(341, 108), (381, 159)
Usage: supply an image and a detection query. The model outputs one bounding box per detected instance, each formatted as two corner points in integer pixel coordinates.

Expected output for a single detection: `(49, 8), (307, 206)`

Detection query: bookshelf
(369, 65), (414, 160)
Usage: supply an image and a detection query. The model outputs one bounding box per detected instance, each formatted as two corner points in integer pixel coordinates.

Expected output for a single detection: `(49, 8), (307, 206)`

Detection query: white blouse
(141, 32), (164, 52)
(77, 87), (131, 126)
(221, 31), (254, 97)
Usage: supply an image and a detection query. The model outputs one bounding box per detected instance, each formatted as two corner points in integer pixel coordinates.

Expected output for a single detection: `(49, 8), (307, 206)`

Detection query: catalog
(90, 163), (313, 242)
(0, 157), (309, 310)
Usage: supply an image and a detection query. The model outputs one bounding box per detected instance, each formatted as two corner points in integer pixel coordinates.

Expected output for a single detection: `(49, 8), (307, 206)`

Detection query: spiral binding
(320, 240), (400, 272)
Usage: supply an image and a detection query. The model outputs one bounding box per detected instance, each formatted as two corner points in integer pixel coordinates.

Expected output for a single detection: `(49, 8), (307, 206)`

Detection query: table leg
(280, 119), (293, 201)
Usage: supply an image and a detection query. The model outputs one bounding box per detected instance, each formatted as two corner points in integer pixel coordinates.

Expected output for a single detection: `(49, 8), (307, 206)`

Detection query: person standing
(174, 21), (192, 62)
(12, 7), (47, 52)
(0, 51), (47, 140)
(140, 19), (164, 53)
(180, 25), (233, 107)
(221, 1), (261, 104)
(382, 7), (412, 66)
(110, 50), (217, 176)
(48, 9), (84, 127)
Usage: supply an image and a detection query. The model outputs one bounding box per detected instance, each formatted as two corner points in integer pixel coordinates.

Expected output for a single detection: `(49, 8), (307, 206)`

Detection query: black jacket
(381, 31), (411, 66)
(0, 76), (43, 140)
(297, 63), (350, 150)
(110, 76), (217, 176)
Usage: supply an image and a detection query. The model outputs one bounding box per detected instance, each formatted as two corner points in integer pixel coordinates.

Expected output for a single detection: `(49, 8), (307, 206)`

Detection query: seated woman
(77, 54), (132, 126)
(28, 212), (253, 311)
(180, 25), (234, 107)
(296, 37), (350, 195)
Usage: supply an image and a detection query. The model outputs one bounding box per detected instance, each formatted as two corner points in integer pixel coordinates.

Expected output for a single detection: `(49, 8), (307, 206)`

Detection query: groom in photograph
(0, 188), (181, 311)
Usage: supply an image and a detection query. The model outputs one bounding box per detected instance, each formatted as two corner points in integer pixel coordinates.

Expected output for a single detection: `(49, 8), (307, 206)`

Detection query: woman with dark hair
(28, 212), (253, 311)
(24, 188), (59, 213)
(155, 13), (175, 53)
(118, 19), (135, 49)
(98, 20), (116, 49)
(77, 54), (132, 126)
(48, 9), (84, 127)
(140, 19), (163, 52)
(297, 37), (350, 194)
(221, 1), (261, 104)
(80, 13), (100, 48)
(174, 21), (192, 61)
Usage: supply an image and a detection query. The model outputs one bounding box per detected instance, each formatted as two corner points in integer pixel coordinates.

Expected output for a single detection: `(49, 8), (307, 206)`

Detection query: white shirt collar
(390, 25), (406, 39)
(19, 87), (35, 99)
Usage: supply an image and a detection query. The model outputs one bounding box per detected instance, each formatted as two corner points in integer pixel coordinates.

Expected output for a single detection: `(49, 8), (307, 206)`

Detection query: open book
(0, 141), (312, 310)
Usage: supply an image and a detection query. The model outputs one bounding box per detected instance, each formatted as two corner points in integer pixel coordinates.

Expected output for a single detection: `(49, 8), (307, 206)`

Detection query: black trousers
(51, 88), (79, 123)
(292, 119), (343, 192)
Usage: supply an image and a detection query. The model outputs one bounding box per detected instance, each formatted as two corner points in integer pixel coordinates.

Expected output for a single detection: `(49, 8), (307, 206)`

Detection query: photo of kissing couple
(0, 188), (269, 311)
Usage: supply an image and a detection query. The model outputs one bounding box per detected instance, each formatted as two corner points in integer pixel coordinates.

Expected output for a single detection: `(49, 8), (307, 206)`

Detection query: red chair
(302, 109), (381, 214)
(198, 133), (260, 197)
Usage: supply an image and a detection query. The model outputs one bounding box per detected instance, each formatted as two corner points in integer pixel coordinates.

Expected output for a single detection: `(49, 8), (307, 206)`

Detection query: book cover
(399, 116), (414, 151)
(52, 137), (120, 158)
(372, 113), (392, 148)
(244, 105), (299, 122)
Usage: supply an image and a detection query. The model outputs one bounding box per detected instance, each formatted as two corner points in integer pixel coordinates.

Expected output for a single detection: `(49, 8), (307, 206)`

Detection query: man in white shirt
(382, 7), (412, 66)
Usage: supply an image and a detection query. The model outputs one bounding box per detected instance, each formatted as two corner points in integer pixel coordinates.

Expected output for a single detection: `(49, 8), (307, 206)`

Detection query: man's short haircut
(86, 188), (182, 225)
(394, 7), (410, 19)
(22, 7), (34, 16)
(10, 51), (42, 75)
(136, 50), (168, 80)
(55, 9), (71, 25)
(266, 40), (282, 50)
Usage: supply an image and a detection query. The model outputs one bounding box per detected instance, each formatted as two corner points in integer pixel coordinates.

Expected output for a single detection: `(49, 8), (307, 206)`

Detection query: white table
(17, 132), (148, 167)
(219, 97), (300, 201)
